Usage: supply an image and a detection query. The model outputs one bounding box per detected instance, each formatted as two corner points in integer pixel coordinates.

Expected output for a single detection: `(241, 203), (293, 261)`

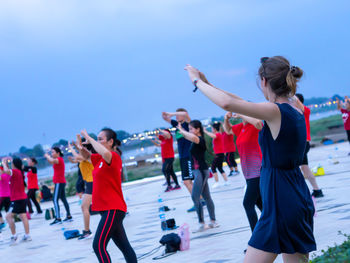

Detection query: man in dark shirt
(162, 108), (194, 196)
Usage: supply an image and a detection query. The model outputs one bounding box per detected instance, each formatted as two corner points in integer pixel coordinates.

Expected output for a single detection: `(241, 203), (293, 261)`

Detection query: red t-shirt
(303, 106), (311, 141)
(222, 132), (236, 153)
(10, 169), (27, 201)
(213, 133), (225, 154)
(27, 170), (39, 190)
(341, 108), (350, 130)
(53, 157), (66, 184)
(91, 152), (127, 212)
(159, 134), (175, 159)
(232, 123), (262, 179)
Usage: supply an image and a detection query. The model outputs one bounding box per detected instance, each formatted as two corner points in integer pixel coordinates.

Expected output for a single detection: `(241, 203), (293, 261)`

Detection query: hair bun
(290, 66), (303, 79)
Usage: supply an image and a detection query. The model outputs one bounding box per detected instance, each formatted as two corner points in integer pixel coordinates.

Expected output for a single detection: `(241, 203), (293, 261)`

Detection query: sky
(1, 0), (350, 154)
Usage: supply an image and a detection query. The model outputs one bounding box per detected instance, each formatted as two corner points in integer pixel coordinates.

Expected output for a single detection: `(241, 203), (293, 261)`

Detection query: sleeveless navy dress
(248, 103), (316, 254)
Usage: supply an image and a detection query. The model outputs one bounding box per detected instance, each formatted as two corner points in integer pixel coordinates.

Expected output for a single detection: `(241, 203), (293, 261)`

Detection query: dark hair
(52, 147), (64, 157)
(101, 128), (118, 147)
(176, 108), (187, 113)
(295, 93), (304, 104)
(259, 56), (303, 97)
(189, 120), (204, 137)
(31, 157), (38, 165)
(212, 122), (221, 132)
(13, 158), (26, 187)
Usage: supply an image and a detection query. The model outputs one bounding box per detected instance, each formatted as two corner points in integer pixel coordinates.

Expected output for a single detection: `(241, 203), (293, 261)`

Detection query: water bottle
(333, 147), (339, 164)
(158, 195), (167, 230)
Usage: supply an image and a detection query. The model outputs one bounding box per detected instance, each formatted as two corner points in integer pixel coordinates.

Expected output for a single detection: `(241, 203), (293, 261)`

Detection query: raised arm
(165, 112), (191, 123)
(2, 157), (12, 175)
(336, 98), (343, 110)
(81, 130), (112, 164)
(162, 112), (172, 124)
(185, 65), (280, 122)
(68, 142), (81, 158)
(203, 128), (217, 139)
(150, 138), (161, 147)
(237, 114), (264, 130)
(44, 153), (59, 165)
(177, 124), (200, 144)
(223, 112), (233, 134)
(158, 129), (171, 139)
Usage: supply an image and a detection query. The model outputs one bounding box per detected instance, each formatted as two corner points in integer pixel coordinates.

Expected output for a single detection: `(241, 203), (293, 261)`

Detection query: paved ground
(1, 142), (350, 263)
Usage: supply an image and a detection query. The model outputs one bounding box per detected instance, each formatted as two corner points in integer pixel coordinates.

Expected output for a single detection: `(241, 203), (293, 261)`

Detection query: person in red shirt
(151, 129), (181, 192)
(223, 130), (239, 177)
(24, 158), (43, 214)
(337, 96), (350, 155)
(204, 122), (229, 188)
(44, 147), (72, 225)
(2, 157), (31, 245)
(79, 128), (137, 263)
(0, 166), (11, 229)
(295, 94), (324, 198)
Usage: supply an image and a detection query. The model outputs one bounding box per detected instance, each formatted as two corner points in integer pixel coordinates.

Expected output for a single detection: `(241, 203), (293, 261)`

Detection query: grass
(310, 114), (343, 141)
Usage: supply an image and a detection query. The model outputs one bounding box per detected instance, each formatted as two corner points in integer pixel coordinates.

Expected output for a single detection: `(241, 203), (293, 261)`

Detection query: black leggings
(27, 189), (42, 213)
(243, 177), (262, 232)
(75, 168), (85, 194)
(93, 210), (137, 263)
(225, 152), (238, 168)
(53, 183), (71, 219)
(0, 197), (11, 218)
(211, 153), (225, 174)
(347, 130), (350, 143)
(162, 158), (179, 187)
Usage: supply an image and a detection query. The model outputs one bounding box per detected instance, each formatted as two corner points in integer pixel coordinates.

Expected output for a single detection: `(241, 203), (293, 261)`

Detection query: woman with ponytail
(79, 128), (137, 263)
(185, 56), (316, 262)
(44, 147), (72, 225)
(1, 157), (31, 245)
(177, 120), (218, 232)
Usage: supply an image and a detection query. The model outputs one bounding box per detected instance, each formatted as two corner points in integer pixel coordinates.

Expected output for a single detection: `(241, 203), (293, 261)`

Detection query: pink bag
(178, 223), (190, 251)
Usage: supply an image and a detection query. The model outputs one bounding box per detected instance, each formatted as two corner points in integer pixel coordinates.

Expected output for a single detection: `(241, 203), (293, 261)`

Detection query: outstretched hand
(184, 64), (200, 82)
(225, 112), (233, 120)
(80, 129), (90, 142)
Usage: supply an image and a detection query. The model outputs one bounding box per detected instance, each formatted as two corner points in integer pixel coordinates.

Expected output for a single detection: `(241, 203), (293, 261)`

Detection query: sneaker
(224, 181), (230, 186)
(312, 189), (324, 198)
(0, 222), (6, 230)
(187, 206), (196, 213)
(208, 222), (220, 229)
(21, 235), (32, 243)
(50, 218), (62, 225)
(212, 182), (220, 189)
(173, 185), (181, 190)
(200, 199), (206, 207)
(9, 235), (17, 246)
(192, 224), (208, 233)
(78, 230), (92, 240)
(165, 186), (173, 192)
(63, 216), (73, 222)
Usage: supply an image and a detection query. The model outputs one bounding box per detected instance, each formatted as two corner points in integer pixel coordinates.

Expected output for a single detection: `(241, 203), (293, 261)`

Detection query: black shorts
(9, 199), (27, 214)
(85, 181), (93, 195)
(180, 157), (194, 181)
(0, 197), (11, 214)
(302, 141), (311, 165)
(347, 130), (350, 143)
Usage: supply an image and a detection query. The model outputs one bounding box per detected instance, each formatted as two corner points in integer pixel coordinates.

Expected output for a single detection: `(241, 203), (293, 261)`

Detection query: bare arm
(68, 142), (81, 158)
(150, 139), (161, 147)
(158, 129), (171, 139)
(293, 96), (305, 113)
(162, 112), (172, 124)
(166, 112), (191, 123)
(223, 112), (233, 134)
(81, 130), (112, 164)
(44, 153), (59, 165)
(2, 158), (12, 175)
(177, 124), (200, 144)
(203, 129), (217, 139)
(237, 114), (264, 130)
(336, 98), (343, 110)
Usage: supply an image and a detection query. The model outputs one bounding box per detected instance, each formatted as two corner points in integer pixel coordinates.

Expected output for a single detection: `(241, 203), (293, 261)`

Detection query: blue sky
(1, 0), (349, 154)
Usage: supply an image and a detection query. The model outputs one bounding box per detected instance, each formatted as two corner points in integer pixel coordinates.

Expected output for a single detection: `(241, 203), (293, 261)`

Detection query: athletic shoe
(212, 182), (220, 189)
(244, 249), (247, 254)
(20, 235), (32, 243)
(63, 216), (73, 222)
(229, 171), (234, 177)
(187, 206), (196, 213)
(173, 185), (181, 190)
(0, 222), (6, 230)
(312, 189), (324, 198)
(78, 230), (92, 240)
(50, 218), (62, 225)
(224, 181), (230, 186)
(9, 236), (17, 246)
(192, 224), (208, 233)
(164, 186), (173, 192)
(200, 199), (206, 207)
(208, 222), (220, 229)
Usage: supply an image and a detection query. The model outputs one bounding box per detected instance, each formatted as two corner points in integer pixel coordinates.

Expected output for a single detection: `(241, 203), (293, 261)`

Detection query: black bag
(159, 206), (170, 212)
(41, 185), (53, 201)
(161, 218), (177, 231)
(45, 208), (56, 220)
(159, 233), (181, 253)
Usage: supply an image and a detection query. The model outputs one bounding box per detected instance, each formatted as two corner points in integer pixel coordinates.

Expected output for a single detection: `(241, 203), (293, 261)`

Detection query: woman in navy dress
(185, 56), (316, 263)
